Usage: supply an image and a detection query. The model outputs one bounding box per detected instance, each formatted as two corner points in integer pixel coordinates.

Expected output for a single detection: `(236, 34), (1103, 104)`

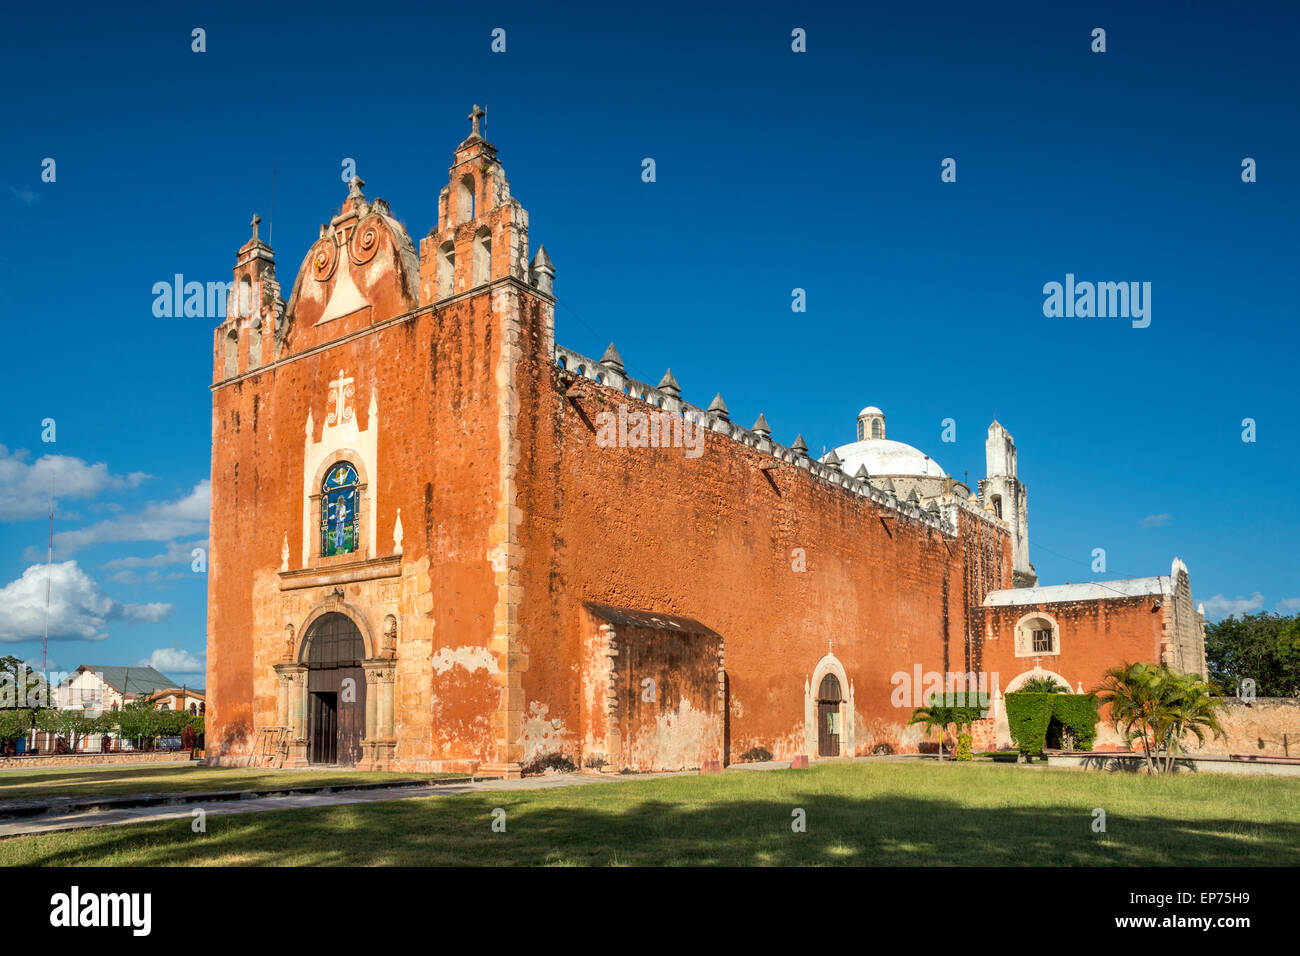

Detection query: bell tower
(420, 105), (543, 304)
(213, 214), (286, 382)
(979, 421), (1035, 587)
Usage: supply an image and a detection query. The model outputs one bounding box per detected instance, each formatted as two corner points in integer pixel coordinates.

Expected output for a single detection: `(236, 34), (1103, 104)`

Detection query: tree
(1092, 662), (1226, 773)
(1150, 669), (1226, 773)
(0, 708), (34, 743)
(909, 695), (988, 761)
(0, 656), (51, 709)
(35, 708), (108, 754)
(1205, 612), (1300, 697)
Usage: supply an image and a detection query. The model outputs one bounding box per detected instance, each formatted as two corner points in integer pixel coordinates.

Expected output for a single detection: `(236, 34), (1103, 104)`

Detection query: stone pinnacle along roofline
(552, 342), (1011, 538)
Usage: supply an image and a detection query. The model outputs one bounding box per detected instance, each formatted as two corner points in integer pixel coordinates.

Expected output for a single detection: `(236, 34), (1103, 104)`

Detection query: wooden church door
(817, 673), (842, 757)
(304, 613), (367, 766)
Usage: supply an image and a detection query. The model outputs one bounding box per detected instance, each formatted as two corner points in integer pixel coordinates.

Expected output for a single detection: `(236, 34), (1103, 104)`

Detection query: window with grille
(1032, 628), (1053, 653)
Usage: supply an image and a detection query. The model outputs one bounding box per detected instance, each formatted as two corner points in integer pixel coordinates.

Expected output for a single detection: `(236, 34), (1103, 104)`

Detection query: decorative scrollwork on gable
(348, 215), (387, 267)
(309, 236), (339, 282)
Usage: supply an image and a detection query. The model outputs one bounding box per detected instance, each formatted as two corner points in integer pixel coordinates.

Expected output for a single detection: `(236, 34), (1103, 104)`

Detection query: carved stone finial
(854, 464), (870, 480)
(280, 533), (289, 572)
(707, 393), (729, 421)
(824, 448), (842, 468)
(600, 342), (624, 373)
(393, 508), (404, 555)
(347, 176), (366, 201)
(529, 245), (555, 295)
(751, 413), (771, 438)
(791, 435), (809, 457)
(468, 103), (486, 139)
(657, 369), (681, 397)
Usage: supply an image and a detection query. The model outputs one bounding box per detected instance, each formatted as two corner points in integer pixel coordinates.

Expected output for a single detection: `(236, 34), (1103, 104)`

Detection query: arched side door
(817, 673), (843, 757)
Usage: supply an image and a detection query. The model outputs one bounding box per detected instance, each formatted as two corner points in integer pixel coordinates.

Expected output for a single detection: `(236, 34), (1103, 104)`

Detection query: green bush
(1006, 692), (1099, 753)
(0, 708), (33, 741)
(1052, 694), (1098, 750)
(955, 733), (973, 761)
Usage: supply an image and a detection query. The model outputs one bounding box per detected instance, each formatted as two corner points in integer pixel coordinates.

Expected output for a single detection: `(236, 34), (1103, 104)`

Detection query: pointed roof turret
(791, 435), (810, 458)
(880, 477), (896, 494)
(824, 448), (842, 468)
(854, 464), (870, 480)
(707, 393), (729, 421)
(907, 488), (920, 504)
(657, 369), (681, 397)
(600, 342), (624, 374)
(751, 413), (771, 438)
(529, 245), (555, 295)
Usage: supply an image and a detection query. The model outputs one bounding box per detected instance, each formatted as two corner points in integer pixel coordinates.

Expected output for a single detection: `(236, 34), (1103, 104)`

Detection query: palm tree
(1019, 676), (1069, 694)
(1151, 670), (1226, 773)
(1093, 662), (1226, 773)
(908, 703), (951, 760)
(1093, 662), (1162, 773)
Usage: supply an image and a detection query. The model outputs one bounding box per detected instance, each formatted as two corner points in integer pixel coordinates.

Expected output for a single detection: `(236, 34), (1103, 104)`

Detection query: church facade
(205, 110), (1208, 774)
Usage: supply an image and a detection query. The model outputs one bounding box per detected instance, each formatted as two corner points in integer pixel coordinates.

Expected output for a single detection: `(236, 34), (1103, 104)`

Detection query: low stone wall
(0, 751), (195, 770)
(1049, 751), (1300, 777)
(1186, 698), (1300, 758)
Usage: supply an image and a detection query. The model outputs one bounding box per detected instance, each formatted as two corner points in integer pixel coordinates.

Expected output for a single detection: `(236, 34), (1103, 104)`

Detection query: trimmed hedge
(1005, 692), (1098, 753)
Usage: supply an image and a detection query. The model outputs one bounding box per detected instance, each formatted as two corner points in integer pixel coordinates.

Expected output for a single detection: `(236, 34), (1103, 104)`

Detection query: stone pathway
(0, 771), (683, 839)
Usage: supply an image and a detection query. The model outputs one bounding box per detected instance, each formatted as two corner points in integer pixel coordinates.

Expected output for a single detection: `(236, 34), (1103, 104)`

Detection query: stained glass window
(321, 462), (360, 556)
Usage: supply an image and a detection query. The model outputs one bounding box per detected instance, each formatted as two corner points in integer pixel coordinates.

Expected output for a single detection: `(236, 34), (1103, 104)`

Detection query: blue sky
(1, 1), (1297, 682)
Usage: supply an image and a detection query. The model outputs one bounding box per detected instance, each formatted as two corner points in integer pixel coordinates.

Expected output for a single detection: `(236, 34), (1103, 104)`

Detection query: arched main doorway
(817, 673), (843, 757)
(302, 612), (366, 766)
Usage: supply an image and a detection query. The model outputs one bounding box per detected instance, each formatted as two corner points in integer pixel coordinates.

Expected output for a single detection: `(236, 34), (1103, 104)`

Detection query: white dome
(858, 406), (883, 417)
(822, 438), (948, 478)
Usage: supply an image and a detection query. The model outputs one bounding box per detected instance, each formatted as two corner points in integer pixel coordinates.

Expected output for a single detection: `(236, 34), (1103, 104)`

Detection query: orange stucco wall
(511, 337), (1013, 764)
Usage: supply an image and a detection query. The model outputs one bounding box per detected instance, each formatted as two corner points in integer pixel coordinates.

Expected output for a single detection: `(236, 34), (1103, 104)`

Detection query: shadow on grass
(13, 787), (1300, 867)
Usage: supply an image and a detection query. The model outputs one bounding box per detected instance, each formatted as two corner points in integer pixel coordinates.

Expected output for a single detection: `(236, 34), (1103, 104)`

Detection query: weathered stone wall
(511, 347), (1014, 764)
(1187, 698), (1300, 758)
(0, 752), (194, 769)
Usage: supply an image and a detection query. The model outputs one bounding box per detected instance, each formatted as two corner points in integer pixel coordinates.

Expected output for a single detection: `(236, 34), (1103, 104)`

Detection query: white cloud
(0, 561), (174, 643)
(1276, 597), (1300, 613)
(0, 444), (150, 521)
(1139, 513), (1171, 528)
(138, 648), (205, 676)
(54, 481), (209, 556)
(102, 538), (208, 571)
(1202, 592), (1266, 620)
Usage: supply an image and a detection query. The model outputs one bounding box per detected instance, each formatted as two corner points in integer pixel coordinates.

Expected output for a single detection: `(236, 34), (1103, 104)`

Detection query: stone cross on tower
(468, 104), (485, 139)
(250, 213), (261, 241)
(326, 369), (355, 427)
(827, 637), (835, 656)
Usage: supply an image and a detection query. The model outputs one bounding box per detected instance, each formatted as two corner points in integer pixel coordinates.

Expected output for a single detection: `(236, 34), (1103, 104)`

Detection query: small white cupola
(856, 406), (885, 441)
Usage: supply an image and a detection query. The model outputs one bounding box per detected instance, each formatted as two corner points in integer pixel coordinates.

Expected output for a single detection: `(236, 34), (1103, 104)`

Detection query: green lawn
(4, 760), (1299, 866)
(0, 764), (446, 803)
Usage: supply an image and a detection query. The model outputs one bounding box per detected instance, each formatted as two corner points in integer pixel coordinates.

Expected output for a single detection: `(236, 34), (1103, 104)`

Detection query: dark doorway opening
(817, 673), (843, 757)
(303, 612), (366, 766)
(309, 692), (338, 765)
